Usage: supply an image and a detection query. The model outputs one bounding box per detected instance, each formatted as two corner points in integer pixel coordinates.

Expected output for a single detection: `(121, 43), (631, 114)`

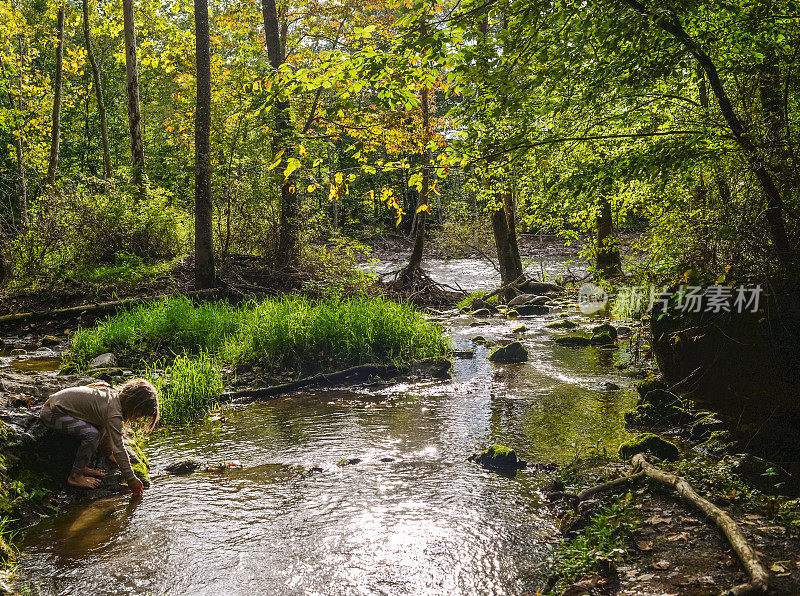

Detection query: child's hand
(129, 477), (144, 498)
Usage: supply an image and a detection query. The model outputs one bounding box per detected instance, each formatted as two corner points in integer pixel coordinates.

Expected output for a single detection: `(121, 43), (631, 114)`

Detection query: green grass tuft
(146, 351), (225, 425)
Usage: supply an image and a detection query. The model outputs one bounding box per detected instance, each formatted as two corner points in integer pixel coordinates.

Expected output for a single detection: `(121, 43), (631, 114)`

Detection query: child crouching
(39, 379), (160, 497)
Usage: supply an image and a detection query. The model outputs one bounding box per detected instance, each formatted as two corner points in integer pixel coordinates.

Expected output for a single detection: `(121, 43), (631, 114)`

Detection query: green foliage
(146, 352), (224, 425)
(7, 185), (189, 284)
(551, 494), (639, 593)
(299, 234), (377, 298)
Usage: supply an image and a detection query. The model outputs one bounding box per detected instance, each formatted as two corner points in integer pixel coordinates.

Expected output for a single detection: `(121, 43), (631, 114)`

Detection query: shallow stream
(18, 259), (638, 596)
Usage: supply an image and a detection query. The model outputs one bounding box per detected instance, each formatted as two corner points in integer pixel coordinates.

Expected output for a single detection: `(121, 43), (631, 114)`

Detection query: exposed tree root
(219, 363), (408, 403)
(576, 471), (645, 501)
(382, 265), (463, 306)
(632, 454), (770, 596)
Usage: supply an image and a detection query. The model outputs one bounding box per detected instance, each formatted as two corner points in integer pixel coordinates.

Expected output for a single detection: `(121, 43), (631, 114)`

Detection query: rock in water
(518, 281), (563, 295)
(469, 444), (527, 474)
(164, 458), (205, 475)
(554, 335), (591, 347)
(471, 298), (498, 313)
(39, 336), (60, 348)
(508, 294), (548, 307)
(591, 323), (618, 341)
(590, 331), (616, 347)
(546, 320), (578, 329)
(512, 325), (528, 334)
(515, 304), (549, 316)
(472, 308), (493, 317)
(618, 433), (679, 461)
(89, 353), (117, 369)
(488, 341), (528, 363)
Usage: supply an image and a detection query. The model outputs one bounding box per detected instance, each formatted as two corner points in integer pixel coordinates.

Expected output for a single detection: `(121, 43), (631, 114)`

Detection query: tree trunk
(46, 4), (65, 186)
(401, 9), (430, 278)
(3, 41), (28, 222)
(82, 0), (113, 186)
(122, 0), (146, 197)
(596, 193), (622, 278)
(503, 190), (523, 280)
(194, 0), (215, 290)
(622, 0), (795, 266)
(262, 0), (299, 267)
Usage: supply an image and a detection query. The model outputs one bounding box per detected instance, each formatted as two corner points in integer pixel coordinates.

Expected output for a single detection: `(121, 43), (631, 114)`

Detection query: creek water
(17, 259), (637, 596)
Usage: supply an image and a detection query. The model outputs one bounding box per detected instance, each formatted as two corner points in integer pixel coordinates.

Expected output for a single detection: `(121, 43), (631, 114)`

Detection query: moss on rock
(488, 341), (529, 363)
(618, 433), (679, 461)
(555, 335), (591, 347)
(469, 444), (526, 473)
(546, 320), (579, 330)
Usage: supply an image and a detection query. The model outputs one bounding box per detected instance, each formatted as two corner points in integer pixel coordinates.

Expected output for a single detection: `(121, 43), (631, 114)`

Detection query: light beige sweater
(48, 384), (136, 482)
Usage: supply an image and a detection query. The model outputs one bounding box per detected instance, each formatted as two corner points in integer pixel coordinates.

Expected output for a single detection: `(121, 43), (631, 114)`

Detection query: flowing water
(17, 259), (637, 596)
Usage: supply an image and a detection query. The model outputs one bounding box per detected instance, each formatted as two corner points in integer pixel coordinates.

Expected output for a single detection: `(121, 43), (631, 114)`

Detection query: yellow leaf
(307, 184), (317, 193)
(416, 204), (432, 214)
(312, 158), (323, 168)
(299, 145), (307, 156)
(369, 190), (374, 201)
(335, 172), (343, 185)
(267, 149), (285, 170)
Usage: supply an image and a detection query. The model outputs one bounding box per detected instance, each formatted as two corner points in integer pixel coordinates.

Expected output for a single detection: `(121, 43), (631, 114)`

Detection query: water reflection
(19, 262), (636, 596)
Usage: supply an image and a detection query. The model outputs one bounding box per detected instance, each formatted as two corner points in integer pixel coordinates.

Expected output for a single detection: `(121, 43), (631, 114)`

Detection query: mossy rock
(471, 298), (498, 313)
(512, 325), (528, 334)
(488, 341), (528, 363)
(636, 377), (668, 397)
(39, 336), (60, 348)
(471, 336), (487, 344)
(555, 334), (591, 347)
(639, 388), (681, 407)
(690, 416), (726, 440)
(506, 309), (519, 319)
(469, 444), (527, 474)
(472, 308), (493, 318)
(515, 304), (549, 316)
(418, 357), (453, 379)
(590, 331), (617, 347)
(469, 321), (491, 327)
(591, 323), (618, 340)
(10, 349), (26, 356)
(618, 433), (679, 461)
(617, 326), (633, 336)
(624, 403), (692, 428)
(546, 320), (578, 330)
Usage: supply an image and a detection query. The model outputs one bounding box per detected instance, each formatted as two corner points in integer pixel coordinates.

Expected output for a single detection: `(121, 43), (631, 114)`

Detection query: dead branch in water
(219, 363), (407, 403)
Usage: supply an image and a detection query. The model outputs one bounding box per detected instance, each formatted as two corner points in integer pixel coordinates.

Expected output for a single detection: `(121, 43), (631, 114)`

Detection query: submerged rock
(546, 320), (578, 330)
(512, 325), (528, 334)
(89, 353), (117, 369)
(554, 335), (591, 347)
(618, 433), (679, 461)
(488, 341), (528, 363)
(469, 444), (527, 474)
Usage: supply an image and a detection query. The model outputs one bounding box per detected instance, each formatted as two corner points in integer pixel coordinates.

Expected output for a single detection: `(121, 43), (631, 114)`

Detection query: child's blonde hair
(117, 378), (160, 431)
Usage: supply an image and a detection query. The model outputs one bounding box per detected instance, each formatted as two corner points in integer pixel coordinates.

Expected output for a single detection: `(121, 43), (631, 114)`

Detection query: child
(39, 379), (160, 497)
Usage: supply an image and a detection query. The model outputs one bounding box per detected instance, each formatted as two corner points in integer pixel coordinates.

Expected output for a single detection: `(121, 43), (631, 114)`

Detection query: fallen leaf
(636, 539), (653, 551)
(654, 560), (671, 570)
(771, 562), (791, 576)
(637, 573), (655, 581)
(667, 532), (691, 542)
(679, 516), (700, 524)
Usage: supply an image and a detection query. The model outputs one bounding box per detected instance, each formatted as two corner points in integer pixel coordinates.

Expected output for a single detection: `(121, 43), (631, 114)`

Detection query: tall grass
(71, 295), (451, 424)
(146, 352), (224, 425)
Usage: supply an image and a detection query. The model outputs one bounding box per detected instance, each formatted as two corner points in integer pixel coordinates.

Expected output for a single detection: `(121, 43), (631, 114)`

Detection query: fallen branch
(0, 288), (219, 327)
(220, 363), (407, 404)
(577, 472), (645, 501)
(632, 454), (770, 596)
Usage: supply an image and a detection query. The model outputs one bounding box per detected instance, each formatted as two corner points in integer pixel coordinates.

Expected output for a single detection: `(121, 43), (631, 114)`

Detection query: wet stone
(488, 341), (528, 364)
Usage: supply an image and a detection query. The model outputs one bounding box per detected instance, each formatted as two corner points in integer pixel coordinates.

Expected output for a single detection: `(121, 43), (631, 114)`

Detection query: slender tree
(122, 0), (145, 196)
(82, 0), (113, 186)
(194, 0), (215, 288)
(262, 0), (299, 266)
(45, 3), (65, 186)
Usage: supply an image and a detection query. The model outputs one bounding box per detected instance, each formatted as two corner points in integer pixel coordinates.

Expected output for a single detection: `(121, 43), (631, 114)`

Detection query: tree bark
(596, 193), (622, 277)
(2, 41), (28, 222)
(122, 0), (146, 197)
(46, 4), (65, 186)
(82, 0), (113, 186)
(621, 0), (795, 266)
(194, 0), (215, 289)
(262, 0), (299, 267)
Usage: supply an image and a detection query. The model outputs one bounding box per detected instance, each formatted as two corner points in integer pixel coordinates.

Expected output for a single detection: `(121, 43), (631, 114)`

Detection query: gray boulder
(508, 294), (548, 307)
(89, 353), (117, 369)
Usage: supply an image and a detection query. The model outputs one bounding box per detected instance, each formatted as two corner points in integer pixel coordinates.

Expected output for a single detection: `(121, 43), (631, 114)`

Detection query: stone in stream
(512, 325), (528, 334)
(164, 458), (205, 476)
(507, 294), (549, 307)
(506, 309), (519, 319)
(471, 336), (487, 344)
(617, 433), (679, 461)
(472, 308), (493, 318)
(10, 348), (26, 357)
(636, 377), (668, 398)
(691, 416), (726, 440)
(517, 281), (564, 295)
(39, 336), (60, 348)
(546, 320), (578, 330)
(591, 323), (618, 341)
(488, 341), (528, 364)
(471, 298), (498, 314)
(469, 321), (490, 327)
(589, 330), (617, 347)
(89, 352), (117, 369)
(514, 304), (549, 316)
(469, 444), (528, 475)
(338, 457), (362, 466)
(554, 335), (591, 347)
(617, 326), (633, 337)
(454, 350), (474, 359)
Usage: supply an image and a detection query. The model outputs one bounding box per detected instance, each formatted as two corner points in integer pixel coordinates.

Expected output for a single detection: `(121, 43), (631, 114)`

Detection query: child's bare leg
(40, 409), (103, 490)
(100, 431), (118, 466)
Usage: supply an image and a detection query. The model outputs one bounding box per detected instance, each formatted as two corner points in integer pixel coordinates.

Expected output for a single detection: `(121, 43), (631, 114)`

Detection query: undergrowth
(71, 295), (451, 424)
